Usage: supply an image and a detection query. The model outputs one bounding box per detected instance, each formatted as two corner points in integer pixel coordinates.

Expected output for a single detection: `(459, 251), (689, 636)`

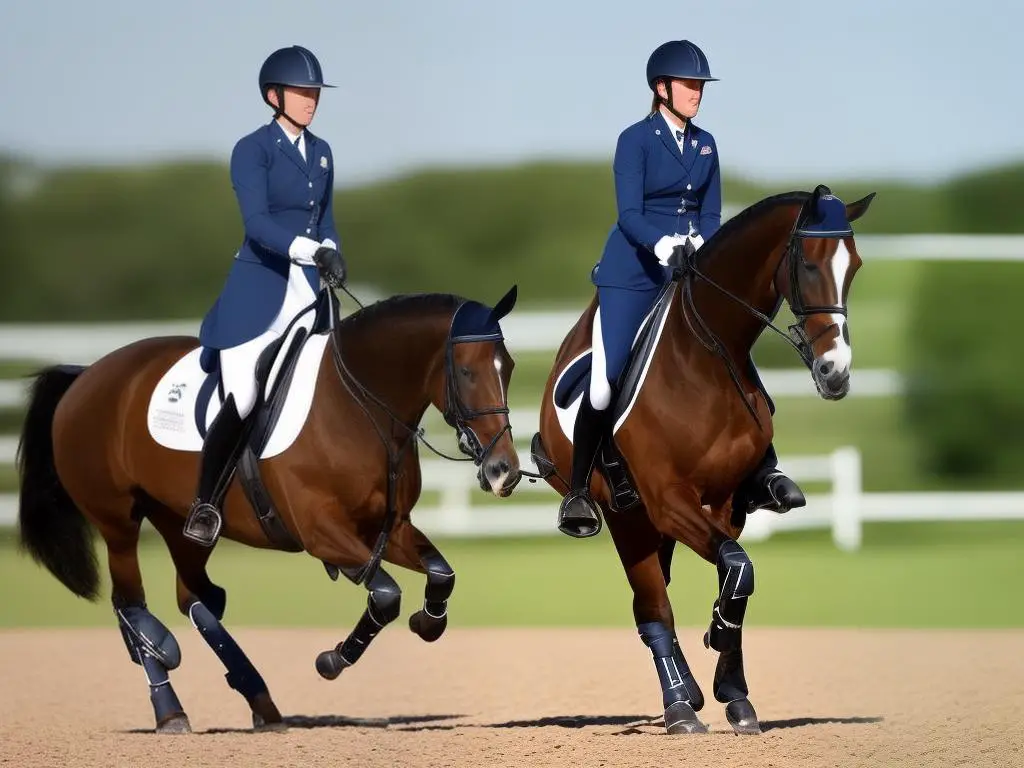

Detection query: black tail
(16, 364), (100, 601)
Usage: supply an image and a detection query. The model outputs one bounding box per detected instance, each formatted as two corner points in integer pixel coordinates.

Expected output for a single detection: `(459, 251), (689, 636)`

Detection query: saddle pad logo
(167, 383), (186, 403)
(700, 145), (713, 155)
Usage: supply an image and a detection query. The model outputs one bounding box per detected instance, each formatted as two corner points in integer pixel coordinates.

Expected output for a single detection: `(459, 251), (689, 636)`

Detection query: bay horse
(532, 186), (875, 735)
(16, 285), (521, 733)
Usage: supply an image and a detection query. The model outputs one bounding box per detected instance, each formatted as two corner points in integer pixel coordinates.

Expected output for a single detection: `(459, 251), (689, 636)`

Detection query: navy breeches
(590, 285), (661, 410)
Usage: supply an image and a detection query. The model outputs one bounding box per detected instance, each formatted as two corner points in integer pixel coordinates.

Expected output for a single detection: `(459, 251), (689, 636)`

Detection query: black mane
(697, 191), (809, 266)
(339, 292), (465, 331)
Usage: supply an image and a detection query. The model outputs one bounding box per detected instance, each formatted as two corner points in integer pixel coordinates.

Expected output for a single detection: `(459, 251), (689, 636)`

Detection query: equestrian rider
(183, 45), (347, 547)
(557, 39), (805, 536)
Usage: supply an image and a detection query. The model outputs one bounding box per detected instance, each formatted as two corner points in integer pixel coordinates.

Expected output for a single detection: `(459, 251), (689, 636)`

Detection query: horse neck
(686, 204), (800, 356)
(335, 309), (449, 426)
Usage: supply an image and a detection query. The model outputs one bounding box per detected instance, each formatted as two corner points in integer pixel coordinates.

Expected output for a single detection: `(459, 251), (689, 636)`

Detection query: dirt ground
(1, 626), (1021, 768)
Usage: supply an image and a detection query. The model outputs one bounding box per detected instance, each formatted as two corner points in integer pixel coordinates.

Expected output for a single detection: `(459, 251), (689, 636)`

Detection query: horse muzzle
(812, 358), (850, 401)
(477, 453), (521, 497)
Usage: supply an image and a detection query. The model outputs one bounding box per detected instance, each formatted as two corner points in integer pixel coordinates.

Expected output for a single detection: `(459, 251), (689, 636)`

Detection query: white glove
(288, 236), (321, 265)
(687, 232), (705, 251)
(320, 238), (338, 251)
(654, 234), (687, 266)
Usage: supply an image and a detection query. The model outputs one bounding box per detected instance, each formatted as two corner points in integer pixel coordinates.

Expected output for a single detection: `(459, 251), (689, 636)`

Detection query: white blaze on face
(821, 240), (853, 374)
(487, 351), (512, 495)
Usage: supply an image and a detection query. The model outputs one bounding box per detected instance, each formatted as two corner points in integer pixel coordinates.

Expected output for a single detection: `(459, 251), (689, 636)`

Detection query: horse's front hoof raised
(409, 610), (448, 642)
(725, 698), (761, 735)
(155, 713), (192, 734)
(315, 649), (348, 680)
(664, 701), (708, 734)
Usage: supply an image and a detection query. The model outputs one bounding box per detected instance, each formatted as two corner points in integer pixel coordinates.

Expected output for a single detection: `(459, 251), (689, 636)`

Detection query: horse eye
(460, 366), (472, 378)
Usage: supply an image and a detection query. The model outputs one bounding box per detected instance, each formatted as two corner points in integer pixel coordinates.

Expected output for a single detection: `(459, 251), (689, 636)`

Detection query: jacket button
(687, 184), (692, 190)
(309, 200), (314, 206)
(677, 208), (684, 214)
(306, 228), (311, 234)
(308, 182), (313, 188)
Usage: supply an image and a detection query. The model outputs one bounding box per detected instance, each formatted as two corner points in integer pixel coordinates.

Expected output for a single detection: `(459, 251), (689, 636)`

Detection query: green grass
(2, 521), (1021, 630)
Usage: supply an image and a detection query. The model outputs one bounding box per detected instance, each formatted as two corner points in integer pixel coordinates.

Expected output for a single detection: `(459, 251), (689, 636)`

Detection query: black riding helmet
(258, 45), (335, 130)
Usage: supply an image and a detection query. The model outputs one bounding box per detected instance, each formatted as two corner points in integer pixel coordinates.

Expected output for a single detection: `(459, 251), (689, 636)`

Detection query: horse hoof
(252, 712), (288, 733)
(251, 693), (285, 732)
(725, 699), (761, 735)
(155, 714), (192, 734)
(409, 610), (447, 642)
(315, 650), (346, 680)
(664, 701), (708, 734)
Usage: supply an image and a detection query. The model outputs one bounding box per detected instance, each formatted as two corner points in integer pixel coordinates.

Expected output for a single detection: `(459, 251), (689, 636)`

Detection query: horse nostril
(817, 360), (834, 376)
(498, 458), (511, 474)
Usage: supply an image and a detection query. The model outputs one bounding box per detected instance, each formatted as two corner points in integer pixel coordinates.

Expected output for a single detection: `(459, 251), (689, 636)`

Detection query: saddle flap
(551, 281), (678, 441)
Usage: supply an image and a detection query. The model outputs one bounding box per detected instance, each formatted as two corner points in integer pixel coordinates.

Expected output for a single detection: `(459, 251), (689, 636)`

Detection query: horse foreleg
(604, 505), (707, 735)
(705, 538), (761, 735)
(144, 499), (284, 731)
(105, 510), (191, 734)
(384, 521), (454, 643)
(315, 565), (402, 680)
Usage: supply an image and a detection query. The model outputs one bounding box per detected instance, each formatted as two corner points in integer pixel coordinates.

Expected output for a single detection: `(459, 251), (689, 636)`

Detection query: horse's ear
(488, 284), (518, 324)
(846, 192), (876, 222)
(810, 184), (830, 211)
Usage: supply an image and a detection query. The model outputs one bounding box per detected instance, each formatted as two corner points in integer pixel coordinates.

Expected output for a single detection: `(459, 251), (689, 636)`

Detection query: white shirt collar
(659, 110), (688, 150)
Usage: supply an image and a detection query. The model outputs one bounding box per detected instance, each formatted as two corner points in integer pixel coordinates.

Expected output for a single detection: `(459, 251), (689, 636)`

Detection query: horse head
(776, 185), (875, 400)
(439, 285), (521, 496)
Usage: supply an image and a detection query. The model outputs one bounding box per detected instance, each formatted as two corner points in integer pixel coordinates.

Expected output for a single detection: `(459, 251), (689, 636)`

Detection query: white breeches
(219, 263), (318, 419)
(589, 308), (612, 411)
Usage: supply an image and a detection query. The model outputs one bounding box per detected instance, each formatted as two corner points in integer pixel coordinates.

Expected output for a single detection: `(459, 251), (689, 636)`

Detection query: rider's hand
(313, 246), (347, 288)
(654, 234), (687, 266)
(687, 233), (705, 251)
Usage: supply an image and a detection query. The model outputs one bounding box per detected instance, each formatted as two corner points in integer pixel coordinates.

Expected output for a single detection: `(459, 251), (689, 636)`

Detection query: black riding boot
(557, 396), (606, 538)
(183, 396), (249, 547)
(733, 441), (806, 518)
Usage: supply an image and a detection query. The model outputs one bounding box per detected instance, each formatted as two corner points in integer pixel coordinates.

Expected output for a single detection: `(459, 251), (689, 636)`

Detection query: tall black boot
(733, 441), (806, 518)
(183, 396), (249, 547)
(556, 396), (606, 538)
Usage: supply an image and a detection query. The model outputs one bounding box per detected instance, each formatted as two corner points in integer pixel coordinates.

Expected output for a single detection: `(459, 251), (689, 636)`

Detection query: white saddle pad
(146, 323), (330, 460)
(551, 294), (674, 444)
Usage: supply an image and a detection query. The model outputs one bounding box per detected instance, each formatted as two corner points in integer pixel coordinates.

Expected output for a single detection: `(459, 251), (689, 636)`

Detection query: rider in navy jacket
(557, 40), (805, 538)
(184, 45), (347, 548)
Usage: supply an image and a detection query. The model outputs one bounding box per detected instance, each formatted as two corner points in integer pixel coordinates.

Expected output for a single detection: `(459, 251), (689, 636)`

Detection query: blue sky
(1, 0), (1020, 187)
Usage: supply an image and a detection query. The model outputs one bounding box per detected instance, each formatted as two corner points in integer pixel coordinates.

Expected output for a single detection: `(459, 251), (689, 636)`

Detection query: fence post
(436, 466), (474, 535)
(831, 446), (863, 551)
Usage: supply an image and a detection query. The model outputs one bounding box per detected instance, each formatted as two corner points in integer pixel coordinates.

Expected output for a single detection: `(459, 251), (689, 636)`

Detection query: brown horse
(16, 286), (521, 733)
(532, 186), (875, 735)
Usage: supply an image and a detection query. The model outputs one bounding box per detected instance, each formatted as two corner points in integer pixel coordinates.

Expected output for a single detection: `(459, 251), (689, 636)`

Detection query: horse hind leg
(704, 539), (761, 735)
(105, 507), (191, 734)
(143, 498), (284, 732)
